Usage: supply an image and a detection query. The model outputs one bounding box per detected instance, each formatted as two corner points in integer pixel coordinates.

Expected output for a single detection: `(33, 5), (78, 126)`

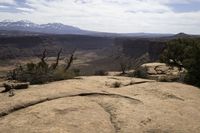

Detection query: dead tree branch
(52, 48), (62, 70)
(40, 49), (47, 64)
(64, 49), (76, 71)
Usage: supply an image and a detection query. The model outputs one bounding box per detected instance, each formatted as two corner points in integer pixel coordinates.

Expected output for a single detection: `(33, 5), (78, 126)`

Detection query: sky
(0, 0), (200, 34)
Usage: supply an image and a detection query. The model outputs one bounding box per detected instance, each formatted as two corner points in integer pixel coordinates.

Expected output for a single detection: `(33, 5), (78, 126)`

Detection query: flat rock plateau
(0, 76), (200, 133)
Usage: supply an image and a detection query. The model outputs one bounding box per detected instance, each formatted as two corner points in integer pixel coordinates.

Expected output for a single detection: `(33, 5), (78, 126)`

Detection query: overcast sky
(0, 0), (200, 34)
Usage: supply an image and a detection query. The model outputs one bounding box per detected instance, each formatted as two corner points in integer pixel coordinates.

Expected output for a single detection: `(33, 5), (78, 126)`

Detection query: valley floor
(0, 76), (200, 133)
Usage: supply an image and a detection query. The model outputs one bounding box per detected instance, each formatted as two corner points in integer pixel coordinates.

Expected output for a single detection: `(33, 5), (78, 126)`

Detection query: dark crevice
(96, 102), (120, 133)
(124, 81), (155, 86)
(77, 92), (142, 103)
(0, 92), (142, 118)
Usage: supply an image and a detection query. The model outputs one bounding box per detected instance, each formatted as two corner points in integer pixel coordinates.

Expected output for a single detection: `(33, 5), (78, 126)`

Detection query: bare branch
(52, 48), (62, 70)
(40, 49), (47, 63)
(64, 49), (76, 71)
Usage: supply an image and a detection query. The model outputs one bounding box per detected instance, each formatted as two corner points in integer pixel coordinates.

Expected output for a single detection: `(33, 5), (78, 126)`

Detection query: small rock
(3, 82), (30, 92)
(8, 89), (15, 97)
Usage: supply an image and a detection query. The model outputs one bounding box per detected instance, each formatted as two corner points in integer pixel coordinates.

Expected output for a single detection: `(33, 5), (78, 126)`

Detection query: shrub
(94, 70), (108, 76)
(7, 49), (77, 84)
(133, 66), (148, 78)
(7, 63), (78, 84)
(52, 67), (77, 81)
(112, 81), (121, 88)
(160, 38), (200, 87)
(72, 68), (80, 76)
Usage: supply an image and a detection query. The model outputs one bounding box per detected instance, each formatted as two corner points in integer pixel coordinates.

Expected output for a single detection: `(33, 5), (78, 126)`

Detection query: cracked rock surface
(0, 76), (200, 133)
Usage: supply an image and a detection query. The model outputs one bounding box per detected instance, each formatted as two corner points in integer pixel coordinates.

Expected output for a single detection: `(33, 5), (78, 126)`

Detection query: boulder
(3, 82), (29, 92)
(135, 62), (186, 82)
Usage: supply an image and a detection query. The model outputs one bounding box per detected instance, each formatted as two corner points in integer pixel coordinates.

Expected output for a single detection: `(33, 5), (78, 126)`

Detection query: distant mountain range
(0, 20), (199, 62)
(0, 20), (174, 37)
(0, 20), (86, 35)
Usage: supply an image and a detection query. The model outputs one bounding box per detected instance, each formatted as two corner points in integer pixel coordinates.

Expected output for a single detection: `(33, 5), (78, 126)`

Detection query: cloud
(0, 0), (200, 34)
(16, 7), (35, 12)
(0, 0), (15, 5)
(0, 5), (9, 8)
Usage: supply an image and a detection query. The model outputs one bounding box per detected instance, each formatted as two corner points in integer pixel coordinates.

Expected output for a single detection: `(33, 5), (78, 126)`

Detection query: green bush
(133, 66), (148, 78)
(7, 49), (77, 84)
(7, 63), (78, 84)
(160, 38), (200, 87)
(52, 67), (77, 81)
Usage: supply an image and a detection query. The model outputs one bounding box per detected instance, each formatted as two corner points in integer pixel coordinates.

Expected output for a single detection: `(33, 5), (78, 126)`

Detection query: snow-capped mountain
(0, 20), (86, 35)
(0, 20), (174, 37)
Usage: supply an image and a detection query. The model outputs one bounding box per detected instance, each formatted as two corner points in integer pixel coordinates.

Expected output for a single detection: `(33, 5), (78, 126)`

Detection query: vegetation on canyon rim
(6, 49), (79, 84)
(160, 38), (200, 87)
(5, 37), (200, 88)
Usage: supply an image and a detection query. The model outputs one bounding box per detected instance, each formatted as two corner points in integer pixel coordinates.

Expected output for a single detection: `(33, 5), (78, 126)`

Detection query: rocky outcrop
(0, 76), (200, 133)
(135, 62), (186, 82)
(3, 82), (29, 92)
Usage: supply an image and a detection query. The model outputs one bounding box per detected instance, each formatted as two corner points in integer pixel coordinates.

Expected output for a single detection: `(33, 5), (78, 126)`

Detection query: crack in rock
(0, 92), (142, 118)
(124, 81), (155, 86)
(96, 102), (120, 133)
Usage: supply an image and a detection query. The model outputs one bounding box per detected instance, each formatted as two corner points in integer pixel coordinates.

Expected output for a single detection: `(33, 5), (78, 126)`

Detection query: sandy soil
(0, 76), (200, 133)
